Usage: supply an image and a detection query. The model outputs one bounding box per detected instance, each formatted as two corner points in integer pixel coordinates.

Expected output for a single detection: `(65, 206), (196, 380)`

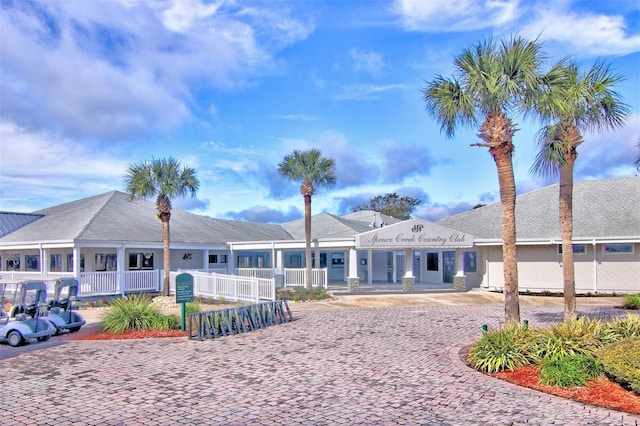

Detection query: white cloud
(393, 0), (519, 31)
(332, 83), (407, 101)
(0, 0), (313, 142)
(161, 0), (223, 32)
(0, 120), (128, 210)
(520, 8), (640, 56)
(349, 48), (385, 77)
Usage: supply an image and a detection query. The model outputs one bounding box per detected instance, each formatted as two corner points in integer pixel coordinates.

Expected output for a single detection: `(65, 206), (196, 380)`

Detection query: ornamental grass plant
(101, 294), (179, 334)
(469, 313), (640, 391)
(468, 324), (539, 373)
(539, 354), (603, 387)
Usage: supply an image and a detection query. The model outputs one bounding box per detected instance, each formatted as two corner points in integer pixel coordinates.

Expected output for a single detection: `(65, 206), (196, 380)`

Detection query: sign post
(175, 273), (194, 331)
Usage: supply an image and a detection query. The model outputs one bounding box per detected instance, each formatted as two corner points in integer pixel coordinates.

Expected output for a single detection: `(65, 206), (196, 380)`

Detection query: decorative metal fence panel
(188, 300), (293, 341)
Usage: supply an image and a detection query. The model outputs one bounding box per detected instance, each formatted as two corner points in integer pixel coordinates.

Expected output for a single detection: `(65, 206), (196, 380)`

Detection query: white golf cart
(0, 282), (56, 347)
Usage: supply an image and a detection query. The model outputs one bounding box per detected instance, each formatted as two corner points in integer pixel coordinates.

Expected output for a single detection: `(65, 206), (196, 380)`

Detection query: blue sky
(1, 0), (638, 223)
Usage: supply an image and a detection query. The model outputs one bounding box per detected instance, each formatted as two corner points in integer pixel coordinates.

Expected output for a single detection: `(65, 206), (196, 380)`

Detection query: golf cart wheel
(38, 335), (51, 342)
(7, 330), (24, 347)
(69, 326), (82, 333)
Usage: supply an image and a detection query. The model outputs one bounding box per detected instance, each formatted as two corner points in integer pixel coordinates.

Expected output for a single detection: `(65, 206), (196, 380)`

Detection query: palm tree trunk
(162, 217), (171, 296)
(304, 194), (313, 290)
(560, 156), (576, 321)
(492, 143), (520, 325)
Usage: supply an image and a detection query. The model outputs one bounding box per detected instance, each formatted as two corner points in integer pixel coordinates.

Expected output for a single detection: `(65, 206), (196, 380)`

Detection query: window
(25, 254), (38, 271)
(95, 253), (117, 271)
(312, 252), (327, 268)
(208, 254), (228, 264)
(50, 254), (62, 272)
(141, 252), (154, 269)
(6, 254), (21, 271)
(331, 252), (344, 268)
(463, 251), (477, 273)
(426, 252), (438, 271)
(603, 244), (634, 254)
(557, 244), (587, 255)
(129, 253), (141, 269)
(67, 254), (84, 272)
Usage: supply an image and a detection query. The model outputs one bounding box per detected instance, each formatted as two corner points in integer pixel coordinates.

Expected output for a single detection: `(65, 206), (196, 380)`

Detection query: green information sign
(175, 273), (194, 304)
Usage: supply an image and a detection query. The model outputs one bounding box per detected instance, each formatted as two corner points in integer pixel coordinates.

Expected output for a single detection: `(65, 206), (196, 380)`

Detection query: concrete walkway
(1, 293), (638, 425)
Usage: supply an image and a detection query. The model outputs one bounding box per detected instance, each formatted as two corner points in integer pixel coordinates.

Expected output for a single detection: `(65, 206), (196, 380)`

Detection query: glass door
(442, 251), (455, 284)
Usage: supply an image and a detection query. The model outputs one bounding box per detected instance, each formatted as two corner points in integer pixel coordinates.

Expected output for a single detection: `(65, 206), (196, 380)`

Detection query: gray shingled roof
(0, 212), (43, 238)
(0, 191), (292, 245)
(281, 212), (377, 240)
(437, 177), (640, 242)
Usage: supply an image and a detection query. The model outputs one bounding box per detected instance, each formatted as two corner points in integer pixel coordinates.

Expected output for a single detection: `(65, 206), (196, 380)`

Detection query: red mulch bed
(493, 365), (640, 415)
(68, 328), (188, 340)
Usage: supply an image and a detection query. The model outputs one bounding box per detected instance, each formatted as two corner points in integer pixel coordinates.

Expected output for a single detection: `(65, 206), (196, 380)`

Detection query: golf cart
(0, 282), (56, 347)
(46, 278), (86, 333)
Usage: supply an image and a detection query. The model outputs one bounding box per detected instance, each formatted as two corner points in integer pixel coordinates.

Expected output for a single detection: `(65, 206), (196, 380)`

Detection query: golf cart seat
(48, 278), (80, 311)
(11, 281), (48, 318)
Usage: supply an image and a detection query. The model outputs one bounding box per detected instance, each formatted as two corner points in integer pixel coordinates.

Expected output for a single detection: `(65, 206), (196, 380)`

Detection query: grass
(101, 294), (180, 334)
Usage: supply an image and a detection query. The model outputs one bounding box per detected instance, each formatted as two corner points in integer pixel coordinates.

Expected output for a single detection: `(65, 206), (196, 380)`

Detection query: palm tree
(278, 149), (336, 290)
(123, 158), (200, 296)
(635, 138), (640, 172)
(530, 61), (628, 321)
(423, 36), (544, 325)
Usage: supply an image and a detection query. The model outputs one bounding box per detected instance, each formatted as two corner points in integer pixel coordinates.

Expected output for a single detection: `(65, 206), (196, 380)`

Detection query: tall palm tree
(123, 158), (200, 296)
(423, 36), (544, 325)
(530, 61), (628, 321)
(278, 149), (336, 290)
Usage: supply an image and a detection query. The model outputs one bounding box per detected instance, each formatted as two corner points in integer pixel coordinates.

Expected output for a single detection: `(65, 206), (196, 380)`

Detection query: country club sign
(355, 219), (474, 249)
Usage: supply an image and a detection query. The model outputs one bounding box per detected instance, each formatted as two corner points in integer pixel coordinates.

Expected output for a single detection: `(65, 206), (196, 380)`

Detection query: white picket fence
(170, 271), (275, 303)
(0, 270), (160, 296)
(1, 267), (327, 300)
(284, 268), (328, 288)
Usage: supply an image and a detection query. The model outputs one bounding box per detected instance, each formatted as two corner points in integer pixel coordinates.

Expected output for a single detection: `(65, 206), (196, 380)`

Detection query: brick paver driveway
(2, 303), (639, 425)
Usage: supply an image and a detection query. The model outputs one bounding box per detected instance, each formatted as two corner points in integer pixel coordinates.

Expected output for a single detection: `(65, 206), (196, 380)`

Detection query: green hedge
(597, 337), (640, 395)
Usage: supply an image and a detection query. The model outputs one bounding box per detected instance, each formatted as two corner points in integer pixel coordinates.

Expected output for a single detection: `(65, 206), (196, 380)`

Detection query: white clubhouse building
(0, 177), (638, 296)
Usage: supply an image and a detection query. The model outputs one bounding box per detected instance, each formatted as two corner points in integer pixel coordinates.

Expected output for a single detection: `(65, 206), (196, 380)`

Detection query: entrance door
(442, 251), (455, 284)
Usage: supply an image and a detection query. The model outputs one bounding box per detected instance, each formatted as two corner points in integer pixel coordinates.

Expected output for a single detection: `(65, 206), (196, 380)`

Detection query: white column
(117, 246), (126, 296)
(73, 247), (81, 279)
(41, 247), (49, 276)
(392, 252), (397, 283)
(367, 250), (373, 285)
(276, 250), (283, 273)
(455, 248), (465, 277)
(348, 248), (358, 279)
(204, 249), (210, 271)
(228, 248), (235, 274)
(404, 248), (413, 277)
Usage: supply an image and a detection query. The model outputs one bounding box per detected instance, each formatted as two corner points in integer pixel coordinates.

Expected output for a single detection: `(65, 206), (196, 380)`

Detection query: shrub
(623, 294), (640, 310)
(102, 294), (168, 334)
(598, 338), (640, 395)
(468, 324), (539, 373)
(185, 301), (202, 316)
(534, 317), (605, 359)
(602, 313), (640, 343)
(539, 354), (603, 387)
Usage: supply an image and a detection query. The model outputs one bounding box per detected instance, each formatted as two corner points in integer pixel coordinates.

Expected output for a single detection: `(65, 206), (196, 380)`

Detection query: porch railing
(284, 268), (328, 288)
(1, 269), (277, 301)
(235, 268), (275, 279)
(169, 271), (275, 303)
